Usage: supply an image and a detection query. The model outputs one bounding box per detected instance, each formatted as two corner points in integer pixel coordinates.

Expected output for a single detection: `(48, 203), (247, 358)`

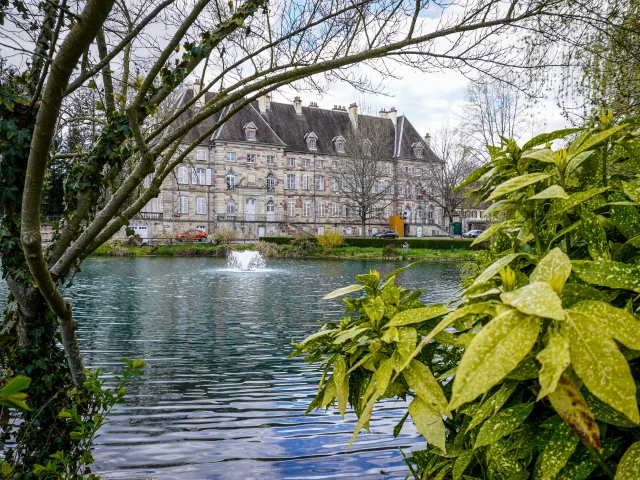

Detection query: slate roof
(176, 88), (441, 162)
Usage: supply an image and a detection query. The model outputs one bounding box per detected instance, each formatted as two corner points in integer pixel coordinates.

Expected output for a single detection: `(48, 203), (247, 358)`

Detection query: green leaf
(572, 260), (640, 291)
(571, 124), (625, 156)
(615, 441), (640, 480)
(320, 376), (336, 408)
(534, 418), (580, 480)
(387, 306), (449, 327)
(537, 328), (571, 400)
(546, 187), (609, 218)
(403, 360), (450, 416)
(472, 253), (522, 286)
(528, 185), (569, 200)
(87, 79), (98, 89)
(452, 450), (473, 479)
(334, 355), (347, 387)
(396, 327), (417, 361)
(622, 181), (640, 203)
(548, 374), (600, 449)
(323, 284), (364, 299)
(487, 173), (552, 202)
(522, 127), (583, 151)
(456, 162), (494, 191)
(474, 402), (534, 449)
(611, 193), (640, 239)
(565, 150), (595, 176)
(521, 148), (556, 164)
(363, 296), (385, 326)
(347, 391), (381, 448)
(375, 358), (394, 395)
(531, 247), (572, 293)
(381, 260), (427, 283)
(571, 300), (640, 350)
(580, 210), (609, 260)
(336, 371), (349, 418)
(560, 284), (604, 308)
(471, 220), (522, 246)
(333, 326), (369, 344)
(1, 376), (30, 397)
(563, 310), (639, 423)
(449, 311), (541, 410)
(408, 397), (447, 453)
(500, 282), (565, 320)
(466, 380), (518, 431)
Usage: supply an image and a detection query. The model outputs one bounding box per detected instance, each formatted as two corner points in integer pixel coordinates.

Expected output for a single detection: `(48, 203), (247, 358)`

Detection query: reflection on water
(2, 257), (463, 479)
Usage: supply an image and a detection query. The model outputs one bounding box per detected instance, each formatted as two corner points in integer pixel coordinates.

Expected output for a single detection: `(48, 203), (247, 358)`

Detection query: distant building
(127, 90), (451, 241)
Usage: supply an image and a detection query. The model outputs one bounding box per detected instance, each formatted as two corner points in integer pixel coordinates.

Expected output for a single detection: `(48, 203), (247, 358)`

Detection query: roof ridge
(249, 103), (287, 146)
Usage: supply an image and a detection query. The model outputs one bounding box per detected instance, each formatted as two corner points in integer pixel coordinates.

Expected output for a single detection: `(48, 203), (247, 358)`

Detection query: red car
(176, 229), (208, 242)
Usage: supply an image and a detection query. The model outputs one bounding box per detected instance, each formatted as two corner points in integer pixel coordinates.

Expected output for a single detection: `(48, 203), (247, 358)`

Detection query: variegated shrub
(292, 112), (640, 479)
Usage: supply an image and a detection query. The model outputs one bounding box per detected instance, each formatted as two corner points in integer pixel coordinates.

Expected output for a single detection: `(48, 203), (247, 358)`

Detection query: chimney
(309, 101), (318, 108)
(194, 78), (201, 86)
(293, 96), (302, 115)
(424, 133), (431, 148)
(378, 108), (387, 118)
(258, 93), (271, 113)
(332, 105), (341, 111)
(348, 103), (358, 128)
(388, 107), (397, 127)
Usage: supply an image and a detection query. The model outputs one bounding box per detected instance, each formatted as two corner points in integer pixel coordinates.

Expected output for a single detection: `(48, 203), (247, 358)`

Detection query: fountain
(226, 250), (267, 271)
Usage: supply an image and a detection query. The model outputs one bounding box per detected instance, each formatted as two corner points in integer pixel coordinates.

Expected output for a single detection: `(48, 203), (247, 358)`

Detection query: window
(226, 170), (236, 190)
(177, 166), (188, 185)
(226, 152), (236, 162)
(317, 175), (325, 191)
(266, 155), (275, 165)
(303, 202), (310, 217)
(196, 197), (206, 215)
(332, 160), (338, 169)
(363, 139), (372, 156)
(336, 141), (345, 153)
(266, 172), (275, 192)
(332, 202), (339, 217)
(244, 122), (257, 141)
(266, 200), (275, 213)
(416, 168), (422, 177)
(316, 159), (324, 169)
(332, 177), (339, 192)
(302, 174), (310, 190)
(303, 158), (310, 168)
(178, 196), (188, 214)
(416, 207), (423, 220)
(287, 157), (296, 167)
(428, 205), (434, 220)
(286, 174), (296, 189)
(287, 201), (296, 217)
(192, 168), (206, 185)
(414, 146), (424, 158)
(308, 137), (317, 150)
(318, 202), (326, 217)
(143, 174), (152, 188)
(196, 150), (206, 161)
(247, 153), (256, 163)
(227, 199), (236, 215)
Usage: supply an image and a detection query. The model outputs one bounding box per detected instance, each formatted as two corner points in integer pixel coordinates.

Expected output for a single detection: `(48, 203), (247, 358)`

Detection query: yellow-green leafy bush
(316, 229), (344, 253)
(293, 113), (640, 479)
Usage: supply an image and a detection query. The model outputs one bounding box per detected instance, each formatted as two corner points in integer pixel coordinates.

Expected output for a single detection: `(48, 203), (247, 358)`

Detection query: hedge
(258, 236), (486, 250)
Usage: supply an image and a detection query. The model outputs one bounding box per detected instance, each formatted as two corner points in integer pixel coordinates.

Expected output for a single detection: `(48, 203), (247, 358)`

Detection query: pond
(5, 257), (464, 479)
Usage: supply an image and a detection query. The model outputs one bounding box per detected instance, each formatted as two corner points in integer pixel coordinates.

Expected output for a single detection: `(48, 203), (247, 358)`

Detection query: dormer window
(333, 135), (346, 154)
(412, 142), (424, 158)
(244, 122), (257, 141)
(304, 132), (318, 151)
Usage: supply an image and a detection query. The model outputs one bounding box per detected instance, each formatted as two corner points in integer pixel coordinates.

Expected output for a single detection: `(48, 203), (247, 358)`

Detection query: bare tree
(459, 77), (532, 161)
(426, 127), (477, 233)
(0, 0), (628, 471)
(339, 113), (395, 232)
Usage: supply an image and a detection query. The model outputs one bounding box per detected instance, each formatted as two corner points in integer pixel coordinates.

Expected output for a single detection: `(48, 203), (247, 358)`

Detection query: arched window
(226, 169), (236, 190)
(266, 172), (275, 192)
(416, 207), (423, 220)
(428, 205), (434, 220)
(226, 199), (236, 215)
(266, 200), (275, 213)
(403, 206), (412, 221)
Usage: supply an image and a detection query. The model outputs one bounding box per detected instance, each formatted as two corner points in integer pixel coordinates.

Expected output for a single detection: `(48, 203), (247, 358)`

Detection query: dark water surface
(8, 257), (464, 479)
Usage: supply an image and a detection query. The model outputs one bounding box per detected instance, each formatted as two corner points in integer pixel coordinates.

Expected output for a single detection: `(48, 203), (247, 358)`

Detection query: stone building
(129, 89), (450, 241)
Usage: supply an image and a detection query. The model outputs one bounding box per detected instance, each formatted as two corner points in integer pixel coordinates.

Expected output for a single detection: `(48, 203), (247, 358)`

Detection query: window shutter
(192, 168), (198, 184)
(206, 169), (212, 185)
(295, 175), (300, 190)
(178, 167), (187, 184)
(197, 197), (206, 214)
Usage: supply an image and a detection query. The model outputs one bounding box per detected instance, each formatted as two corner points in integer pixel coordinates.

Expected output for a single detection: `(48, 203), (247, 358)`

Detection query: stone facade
(126, 91), (450, 242)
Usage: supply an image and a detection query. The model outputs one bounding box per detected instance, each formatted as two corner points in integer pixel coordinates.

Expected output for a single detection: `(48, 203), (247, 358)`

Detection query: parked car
(462, 229), (483, 238)
(373, 229), (399, 239)
(176, 229), (208, 242)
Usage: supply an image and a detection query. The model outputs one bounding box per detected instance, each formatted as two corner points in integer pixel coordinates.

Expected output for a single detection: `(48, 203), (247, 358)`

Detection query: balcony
(136, 212), (163, 220)
(216, 214), (284, 223)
